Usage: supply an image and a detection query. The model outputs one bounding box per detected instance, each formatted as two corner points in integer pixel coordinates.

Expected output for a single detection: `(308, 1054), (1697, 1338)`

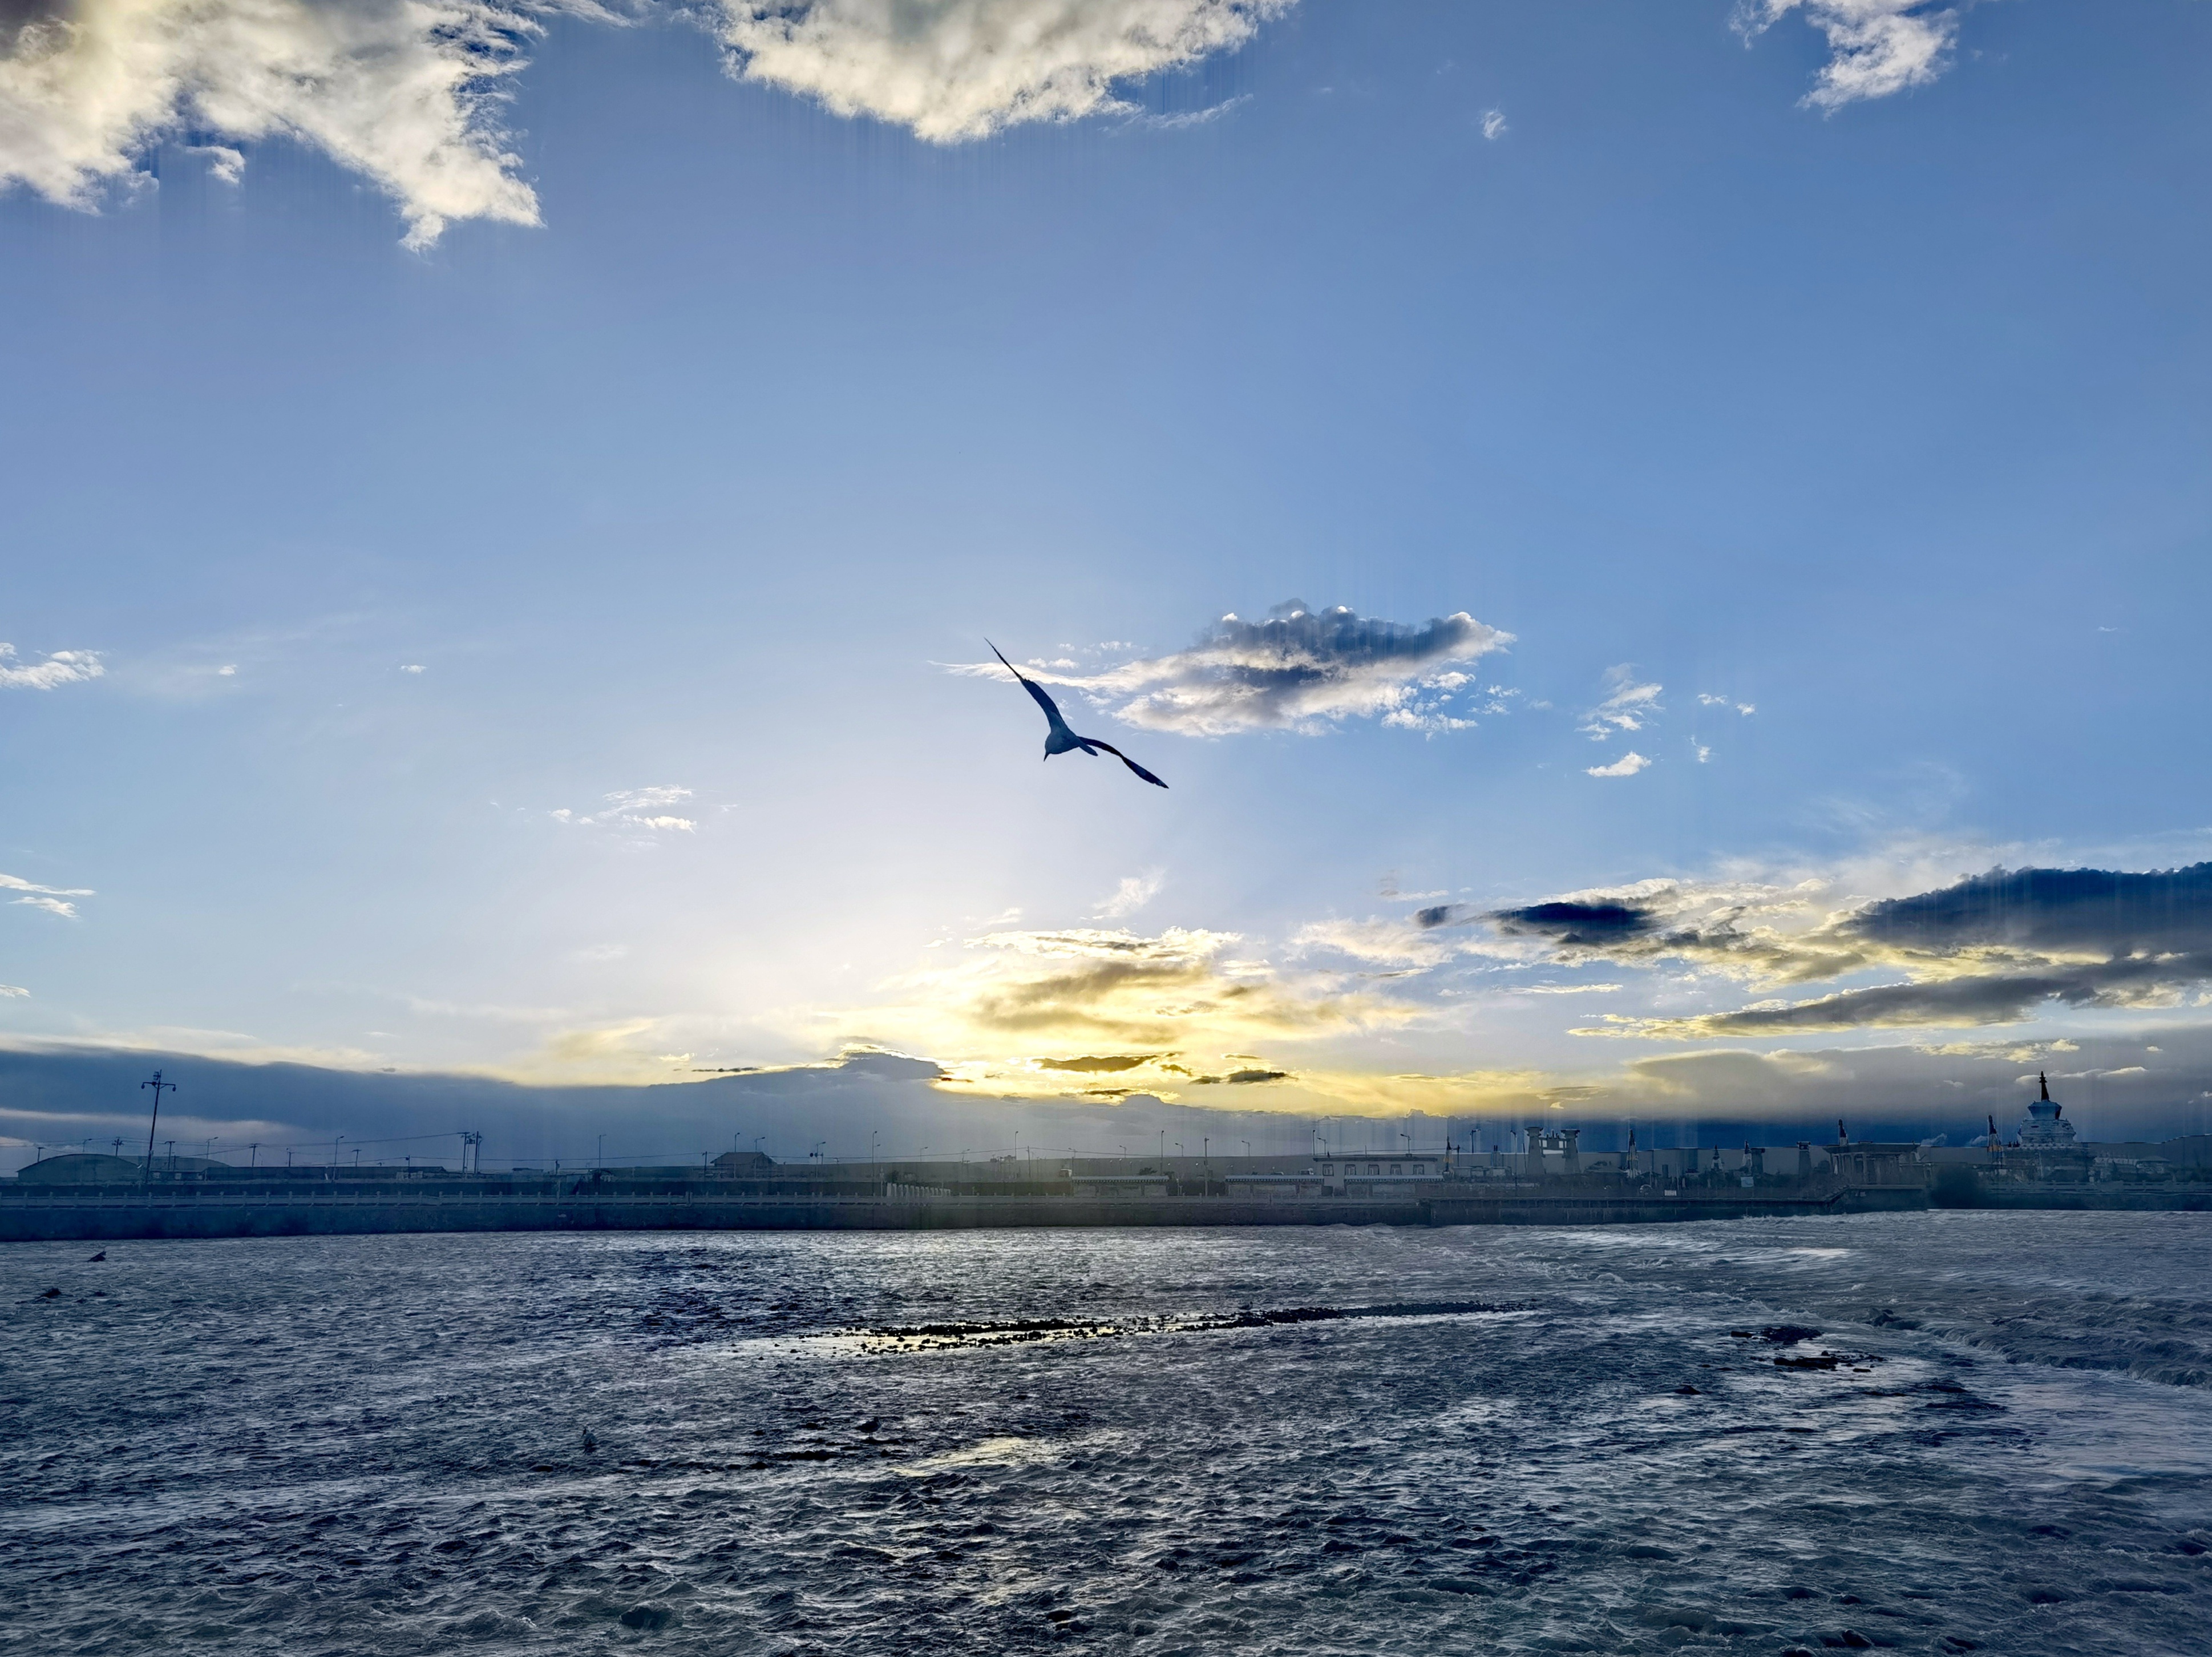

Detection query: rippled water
(4, 1211), (2209, 1654)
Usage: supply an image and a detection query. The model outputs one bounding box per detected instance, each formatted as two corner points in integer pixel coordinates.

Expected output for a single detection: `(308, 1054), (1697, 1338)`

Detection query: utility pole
(140, 1070), (175, 1181)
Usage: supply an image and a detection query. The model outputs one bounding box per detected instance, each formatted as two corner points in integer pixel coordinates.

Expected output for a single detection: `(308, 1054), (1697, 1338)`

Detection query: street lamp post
(139, 1070), (176, 1182)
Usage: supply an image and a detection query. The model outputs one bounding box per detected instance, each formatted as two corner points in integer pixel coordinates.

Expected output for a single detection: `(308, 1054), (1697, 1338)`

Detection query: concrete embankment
(1424, 1186), (1927, 1226)
(1932, 1184), (2212, 1214)
(0, 1183), (1930, 1242)
(0, 1191), (1413, 1240)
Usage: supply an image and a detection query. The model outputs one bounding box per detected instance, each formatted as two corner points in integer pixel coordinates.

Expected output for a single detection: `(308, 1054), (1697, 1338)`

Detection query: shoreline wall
(0, 1184), (1935, 1242)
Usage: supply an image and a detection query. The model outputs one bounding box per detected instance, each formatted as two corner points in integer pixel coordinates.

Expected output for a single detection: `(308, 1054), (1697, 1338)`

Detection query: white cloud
(0, 643), (103, 689)
(1093, 870), (1164, 919)
(1580, 664), (1662, 739)
(1736, 0), (1959, 111)
(1288, 915), (1461, 970)
(552, 785), (697, 834)
(718, 0), (1294, 142)
(0, 984), (26, 997)
(187, 141), (244, 182)
(217, 664), (238, 676)
(399, 663), (427, 673)
(2, 872), (93, 922)
(1691, 740), (1712, 763)
(2, 0), (1296, 244)
(1587, 751), (1650, 778)
(1697, 693), (1754, 714)
(959, 600), (1513, 737)
(1126, 92), (1248, 130)
(1479, 107), (1506, 140)
(0, 0), (545, 249)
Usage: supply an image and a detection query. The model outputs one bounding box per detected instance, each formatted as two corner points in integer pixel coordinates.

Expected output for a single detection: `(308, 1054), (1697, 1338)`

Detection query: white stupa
(2017, 1071), (2078, 1148)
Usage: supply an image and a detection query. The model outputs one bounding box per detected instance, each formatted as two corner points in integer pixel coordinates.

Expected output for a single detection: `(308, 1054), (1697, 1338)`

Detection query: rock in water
(1775, 1352), (1843, 1370)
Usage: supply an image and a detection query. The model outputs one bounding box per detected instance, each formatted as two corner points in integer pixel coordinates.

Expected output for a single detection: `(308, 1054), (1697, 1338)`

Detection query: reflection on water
(2, 1212), (2208, 1654)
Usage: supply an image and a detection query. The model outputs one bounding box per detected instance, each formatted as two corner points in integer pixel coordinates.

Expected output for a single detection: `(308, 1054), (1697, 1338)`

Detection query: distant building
(16, 1154), (144, 1184)
(2018, 1071), (2078, 1149)
(1319, 1156), (1435, 1179)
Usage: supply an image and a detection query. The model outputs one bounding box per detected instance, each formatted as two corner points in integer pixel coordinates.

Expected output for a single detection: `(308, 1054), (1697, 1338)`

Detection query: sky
(4, 0), (2212, 1169)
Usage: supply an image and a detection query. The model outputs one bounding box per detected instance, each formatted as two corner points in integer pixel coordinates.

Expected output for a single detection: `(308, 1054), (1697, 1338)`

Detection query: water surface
(3, 1211), (2208, 1653)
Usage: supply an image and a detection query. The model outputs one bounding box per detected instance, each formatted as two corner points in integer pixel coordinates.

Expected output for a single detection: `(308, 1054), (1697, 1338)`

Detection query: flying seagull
(988, 641), (1167, 789)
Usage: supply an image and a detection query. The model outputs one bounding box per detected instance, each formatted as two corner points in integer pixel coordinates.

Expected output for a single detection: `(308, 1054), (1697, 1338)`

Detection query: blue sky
(5, 0), (2212, 1163)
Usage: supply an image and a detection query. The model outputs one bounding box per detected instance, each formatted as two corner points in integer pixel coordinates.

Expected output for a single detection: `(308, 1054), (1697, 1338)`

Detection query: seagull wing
(988, 640), (1073, 733)
(1078, 736), (1169, 789)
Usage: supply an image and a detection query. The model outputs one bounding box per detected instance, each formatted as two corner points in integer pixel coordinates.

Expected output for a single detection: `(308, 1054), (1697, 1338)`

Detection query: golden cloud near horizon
(834, 924), (1438, 1109)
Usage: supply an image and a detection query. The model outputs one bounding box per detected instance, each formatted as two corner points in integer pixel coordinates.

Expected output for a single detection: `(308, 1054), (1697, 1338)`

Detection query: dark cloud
(0, 0), (70, 31)
(1625, 975), (2099, 1037)
(982, 600), (1511, 737)
(1619, 956), (2212, 1039)
(1498, 860), (2212, 1037)
(1490, 900), (1657, 947)
(0, 1044), (1353, 1173)
(1847, 863), (2212, 956)
(1038, 1054), (1166, 1073)
(1158, 1065), (1293, 1085)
